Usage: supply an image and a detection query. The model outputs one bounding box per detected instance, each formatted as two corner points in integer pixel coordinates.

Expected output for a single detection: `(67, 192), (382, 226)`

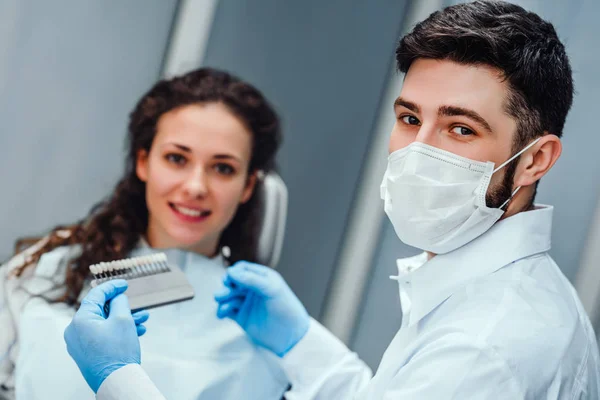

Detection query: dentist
(64, 1), (600, 399)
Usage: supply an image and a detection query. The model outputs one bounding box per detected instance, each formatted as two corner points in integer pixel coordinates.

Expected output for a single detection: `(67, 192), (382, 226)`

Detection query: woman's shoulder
(35, 245), (81, 279)
(2, 240), (81, 289)
(2, 237), (49, 274)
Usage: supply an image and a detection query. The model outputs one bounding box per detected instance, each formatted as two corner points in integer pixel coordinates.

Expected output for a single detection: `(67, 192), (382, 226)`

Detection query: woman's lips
(169, 203), (211, 222)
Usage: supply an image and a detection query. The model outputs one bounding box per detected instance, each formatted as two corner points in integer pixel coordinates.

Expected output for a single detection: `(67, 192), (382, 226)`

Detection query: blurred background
(0, 0), (598, 370)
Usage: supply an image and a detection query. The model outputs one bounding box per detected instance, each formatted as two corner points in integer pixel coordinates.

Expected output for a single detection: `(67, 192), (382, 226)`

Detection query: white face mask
(380, 138), (540, 254)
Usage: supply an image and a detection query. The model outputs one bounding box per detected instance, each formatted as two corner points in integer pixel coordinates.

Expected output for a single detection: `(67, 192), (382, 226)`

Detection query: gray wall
(203, 0), (411, 317)
(352, 0), (600, 370)
(352, 222), (419, 369)
(0, 0), (178, 260)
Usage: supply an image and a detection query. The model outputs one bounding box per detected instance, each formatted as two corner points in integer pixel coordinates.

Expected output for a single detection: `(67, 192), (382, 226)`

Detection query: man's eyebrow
(438, 105), (493, 133)
(394, 97), (420, 114)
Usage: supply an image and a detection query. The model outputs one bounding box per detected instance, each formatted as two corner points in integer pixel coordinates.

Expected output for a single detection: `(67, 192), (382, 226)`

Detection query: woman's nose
(182, 169), (208, 197)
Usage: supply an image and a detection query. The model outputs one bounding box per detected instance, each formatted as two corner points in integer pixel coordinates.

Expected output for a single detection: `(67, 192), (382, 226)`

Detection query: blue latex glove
(64, 279), (150, 393)
(214, 261), (309, 357)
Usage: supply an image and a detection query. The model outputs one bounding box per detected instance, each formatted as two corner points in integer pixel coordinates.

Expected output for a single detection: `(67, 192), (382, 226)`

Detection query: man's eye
(400, 115), (421, 126)
(214, 163), (235, 175)
(165, 153), (186, 165)
(450, 126), (475, 136)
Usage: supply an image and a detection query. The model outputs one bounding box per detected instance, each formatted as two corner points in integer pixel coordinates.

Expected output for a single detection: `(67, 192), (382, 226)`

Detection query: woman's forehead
(154, 104), (253, 160)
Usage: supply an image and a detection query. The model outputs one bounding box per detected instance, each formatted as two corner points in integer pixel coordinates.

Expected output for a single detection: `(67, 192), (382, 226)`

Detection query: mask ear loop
(492, 137), (542, 210)
(492, 137), (542, 174)
(499, 186), (521, 210)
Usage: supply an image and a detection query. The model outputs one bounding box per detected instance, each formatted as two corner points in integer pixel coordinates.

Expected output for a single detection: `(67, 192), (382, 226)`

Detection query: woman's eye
(214, 163), (235, 175)
(400, 115), (421, 126)
(450, 126), (475, 136)
(165, 153), (186, 165)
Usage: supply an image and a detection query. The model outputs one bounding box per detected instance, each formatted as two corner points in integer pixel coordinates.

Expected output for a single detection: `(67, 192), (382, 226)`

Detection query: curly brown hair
(10, 67), (282, 305)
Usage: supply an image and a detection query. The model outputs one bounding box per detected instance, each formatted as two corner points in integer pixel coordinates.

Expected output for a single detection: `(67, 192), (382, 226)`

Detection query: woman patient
(0, 68), (289, 399)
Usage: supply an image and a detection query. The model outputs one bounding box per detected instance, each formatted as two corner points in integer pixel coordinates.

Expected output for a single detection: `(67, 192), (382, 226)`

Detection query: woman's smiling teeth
(171, 203), (210, 217)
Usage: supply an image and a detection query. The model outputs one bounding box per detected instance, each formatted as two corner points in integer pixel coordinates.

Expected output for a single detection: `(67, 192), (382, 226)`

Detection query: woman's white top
(1, 243), (288, 399)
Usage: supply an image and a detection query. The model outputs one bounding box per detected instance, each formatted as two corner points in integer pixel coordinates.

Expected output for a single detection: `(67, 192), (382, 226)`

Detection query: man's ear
(514, 134), (562, 187)
(136, 149), (149, 182)
(240, 171), (258, 204)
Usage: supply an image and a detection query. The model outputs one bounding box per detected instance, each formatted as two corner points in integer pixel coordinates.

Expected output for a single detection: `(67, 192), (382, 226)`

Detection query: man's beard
(486, 161), (518, 209)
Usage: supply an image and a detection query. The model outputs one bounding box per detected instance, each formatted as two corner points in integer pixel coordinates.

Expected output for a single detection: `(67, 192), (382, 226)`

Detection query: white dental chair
(254, 172), (288, 269)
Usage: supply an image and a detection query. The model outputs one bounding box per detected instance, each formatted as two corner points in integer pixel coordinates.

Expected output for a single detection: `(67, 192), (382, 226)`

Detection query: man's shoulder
(426, 253), (594, 387)
(448, 253), (570, 311)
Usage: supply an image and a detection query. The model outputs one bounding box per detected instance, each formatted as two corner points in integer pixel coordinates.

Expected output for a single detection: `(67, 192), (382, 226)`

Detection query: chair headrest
(255, 172), (288, 268)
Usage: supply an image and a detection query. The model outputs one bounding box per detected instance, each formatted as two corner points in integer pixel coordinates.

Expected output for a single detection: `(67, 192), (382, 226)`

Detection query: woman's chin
(171, 237), (206, 249)
(165, 232), (218, 254)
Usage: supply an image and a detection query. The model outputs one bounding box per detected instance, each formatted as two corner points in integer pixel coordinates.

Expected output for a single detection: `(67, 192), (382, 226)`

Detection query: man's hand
(64, 280), (149, 393)
(214, 262), (310, 357)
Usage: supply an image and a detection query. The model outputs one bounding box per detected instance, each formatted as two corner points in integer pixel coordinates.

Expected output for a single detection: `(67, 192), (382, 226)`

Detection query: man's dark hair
(396, 0), (574, 206)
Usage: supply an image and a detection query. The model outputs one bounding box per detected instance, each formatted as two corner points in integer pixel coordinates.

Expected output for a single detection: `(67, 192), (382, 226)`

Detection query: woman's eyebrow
(214, 154), (241, 162)
(162, 142), (192, 153)
(162, 143), (243, 162)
